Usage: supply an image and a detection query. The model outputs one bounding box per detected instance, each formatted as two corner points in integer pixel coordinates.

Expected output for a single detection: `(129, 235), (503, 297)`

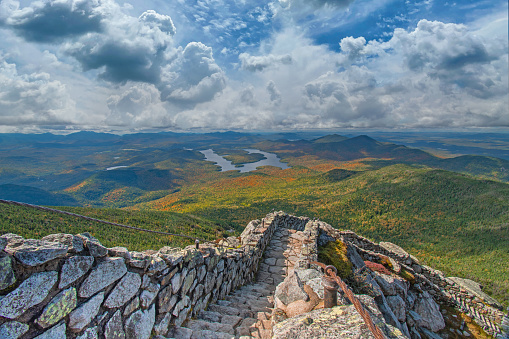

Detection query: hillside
(139, 164), (509, 306)
(0, 203), (236, 251)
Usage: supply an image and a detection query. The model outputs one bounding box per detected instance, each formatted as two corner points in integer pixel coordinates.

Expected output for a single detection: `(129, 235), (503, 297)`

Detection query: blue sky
(0, 0), (507, 133)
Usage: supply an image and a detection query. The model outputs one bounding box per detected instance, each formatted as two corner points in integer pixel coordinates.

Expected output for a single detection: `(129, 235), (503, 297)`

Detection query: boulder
(79, 257), (127, 298)
(68, 292), (104, 332)
(41, 233), (84, 253)
(125, 305), (156, 339)
(275, 271), (309, 306)
(104, 272), (141, 308)
(104, 310), (126, 339)
(7, 239), (67, 266)
(412, 291), (445, 332)
(0, 321), (29, 339)
(0, 254), (16, 291)
(37, 287), (77, 328)
(386, 295), (406, 322)
(59, 256), (94, 289)
(0, 271), (58, 319)
(379, 242), (410, 262)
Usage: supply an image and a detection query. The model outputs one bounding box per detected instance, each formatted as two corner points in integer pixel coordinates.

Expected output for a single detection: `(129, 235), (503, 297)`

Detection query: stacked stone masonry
(0, 211), (506, 339)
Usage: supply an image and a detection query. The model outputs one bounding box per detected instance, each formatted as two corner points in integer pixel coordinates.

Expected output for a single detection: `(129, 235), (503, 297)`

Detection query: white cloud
(239, 53), (292, 71)
(0, 58), (76, 126)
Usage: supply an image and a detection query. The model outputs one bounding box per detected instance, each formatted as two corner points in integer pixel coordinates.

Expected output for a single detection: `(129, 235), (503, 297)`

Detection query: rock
(68, 292), (104, 332)
(108, 247), (131, 260)
(147, 255), (167, 274)
(275, 271), (309, 306)
(272, 295), (405, 339)
(374, 272), (408, 297)
(34, 322), (66, 339)
(413, 291), (445, 332)
(59, 256), (94, 289)
(42, 233), (84, 253)
(37, 287), (77, 328)
(181, 268), (196, 295)
(284, 285), (320, 318)
(306, 277), (324, 299)
(104, 272), (141, 308)
(171, 271), (182, 294)
(128, 251), (148, 269)
(420, 327), (443, 339)
(346, 243), (366, 270)
(79, 257), (127, 298)
(0, 271), (58, 319)
(448, 276), (502, 308)
(104, 310), (125, 339)
(295, 268), (322, 284)
(76, 326), (98, 339)
(77, 233), (107, 257)
(0, 254), (16, 290)
(0, 321), (29, 339)
(166, 326), (193, 339)
(8, 239), (67, 266)
(386, 295), (406, 322)
(153, 312), (172, 336)
(379, 242), (410, 261)
(123, 296), (140, 317)
(125, 304), (156, 339)
(1, 234), (24, 248)
(0, 237), (7, 251)
(140, 281), (160, 308)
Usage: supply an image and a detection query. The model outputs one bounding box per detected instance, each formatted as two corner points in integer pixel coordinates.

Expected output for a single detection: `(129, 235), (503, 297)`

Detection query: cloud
(279, 0), (356, 10)
(266, 80), (282, 105)
(159, 42), (226, 105)
(3, 0), (103, 42)
(239, 53), (292, 71)
(0, 59), (76, 126)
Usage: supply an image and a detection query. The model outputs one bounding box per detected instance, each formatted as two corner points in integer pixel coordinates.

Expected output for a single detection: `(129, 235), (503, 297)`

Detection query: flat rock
(125, 304), (155, 339)
(59, 256), (94, 289)
(77, 233), (107, 257)
(166, 326), (193, 339)
(379, 242), (410, 261)
(0, 271), (58, 319)
(42, 233), (84, 253)
(0, 321), (29, 339)
(104, 272), (141, 308)
(104, 310), (126, 339)
(37, 287), (77, 328)
(69, 292), (104, 332)
(448, 276), (502, 308)
(8, 239), (68, 266)
(0, 254), (16, 290)
(34, 322), (66, 339)
(79, 257), (127, 298)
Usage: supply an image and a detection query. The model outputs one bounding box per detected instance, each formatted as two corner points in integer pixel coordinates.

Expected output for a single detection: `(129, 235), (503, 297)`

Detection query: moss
(398, 268), (416, 284)
(318, 240), (353, 279)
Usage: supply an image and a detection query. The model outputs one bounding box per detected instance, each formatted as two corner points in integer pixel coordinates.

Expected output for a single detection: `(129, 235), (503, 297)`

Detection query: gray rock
(123, 296), (140, 317)
(79, 257), (127, 298)
(379, 242), (410, 261)
(386, 295), (406, 322)
(69, 292), (104, 332)
(147, 255), (167, 274)
(108, 247), (131, 260)
(420, 327), (443, 339)
(0, 321), (29, 339)
(128, 251), (148, 269)
(37, 287), (77, 328)
(140, 282), (160, 308)
(1, 234), (24, 248)
(413, 291), (445, 332)
(104, 272), (141, 308)
(9, 239), (67, 266)
(34, 322), (66, 339)
(77, 233), (107, 257)
(42, 233), (84, 253)
(275, 270), (309, 306)
(171, 271), (182, 294)
(374, 272), (408, 297)
(346, 243), (366, 270)
(76, 326), (98, 339)
(295, 268), (322, 284)
(0, 254), (16, 291)
(166, 326), (193, 339)
(448, 276), (502, 308)
(59, 256), (94, 289)
(125, 304), (156, 339)
(0, 271), (58, 319)
(153, 312), (172, 336)
(181, 268), (196, 295)
(306, 277), (324, 299)
(172, 295), (190, 317)
(104, 310), (125, 339)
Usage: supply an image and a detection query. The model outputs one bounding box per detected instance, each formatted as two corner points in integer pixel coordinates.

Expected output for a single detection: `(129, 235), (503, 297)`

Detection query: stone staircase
(165, 227), (305, 339)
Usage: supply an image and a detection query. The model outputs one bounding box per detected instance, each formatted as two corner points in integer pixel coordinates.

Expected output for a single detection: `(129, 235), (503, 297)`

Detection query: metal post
(322, 265), (339, 308)
(195, 239), (200, 249)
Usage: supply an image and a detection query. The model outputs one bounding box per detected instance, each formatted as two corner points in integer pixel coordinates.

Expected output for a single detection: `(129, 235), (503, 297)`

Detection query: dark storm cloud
(4, 0), (103, 42)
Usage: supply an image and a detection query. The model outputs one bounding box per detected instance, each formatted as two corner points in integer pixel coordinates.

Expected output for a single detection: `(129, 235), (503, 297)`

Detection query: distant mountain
(312, 134), (348, 143)
(0, 184), (78, 206)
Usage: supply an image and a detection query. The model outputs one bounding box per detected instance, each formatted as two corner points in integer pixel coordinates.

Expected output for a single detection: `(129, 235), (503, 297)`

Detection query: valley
(0, 131), (508, 306)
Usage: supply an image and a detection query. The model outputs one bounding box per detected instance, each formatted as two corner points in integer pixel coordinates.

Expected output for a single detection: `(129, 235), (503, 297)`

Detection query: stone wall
(0, 213), (286, 339)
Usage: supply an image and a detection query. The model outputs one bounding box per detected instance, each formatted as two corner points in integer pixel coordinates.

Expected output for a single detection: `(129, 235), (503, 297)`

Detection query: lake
(200, 149), (290, 173)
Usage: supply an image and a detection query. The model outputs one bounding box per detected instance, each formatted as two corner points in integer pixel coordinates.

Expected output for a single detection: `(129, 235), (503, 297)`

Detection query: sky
(0, 0), (507, 133)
